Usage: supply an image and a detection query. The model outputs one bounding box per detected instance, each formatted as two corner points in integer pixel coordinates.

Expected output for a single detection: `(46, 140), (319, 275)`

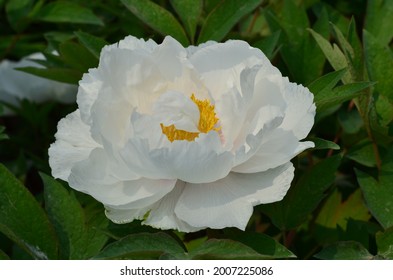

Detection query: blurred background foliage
(0, 0), (393, 260)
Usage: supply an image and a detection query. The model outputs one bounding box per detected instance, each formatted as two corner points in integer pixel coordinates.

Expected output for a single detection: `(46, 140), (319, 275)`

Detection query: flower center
(161, 94), (220, 142)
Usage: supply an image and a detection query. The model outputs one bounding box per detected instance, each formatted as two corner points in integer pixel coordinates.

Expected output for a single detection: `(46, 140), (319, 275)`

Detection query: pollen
(161, 94), (220, 142)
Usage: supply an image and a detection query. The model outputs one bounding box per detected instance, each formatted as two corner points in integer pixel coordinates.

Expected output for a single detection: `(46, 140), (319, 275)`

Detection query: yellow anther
(161, 94), (220, 142)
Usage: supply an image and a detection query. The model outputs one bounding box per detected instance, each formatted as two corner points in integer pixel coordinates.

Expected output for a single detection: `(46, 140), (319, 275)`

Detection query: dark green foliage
(1, 0), (392, 260)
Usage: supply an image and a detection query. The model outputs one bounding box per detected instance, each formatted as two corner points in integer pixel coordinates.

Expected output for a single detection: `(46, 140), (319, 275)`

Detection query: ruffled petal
(279, 79), (316, 139)
(233, 129), (314, 173)
(48, 110), (99, 180)
(143, 181), (205, 232)
(175, 163), (294, 230)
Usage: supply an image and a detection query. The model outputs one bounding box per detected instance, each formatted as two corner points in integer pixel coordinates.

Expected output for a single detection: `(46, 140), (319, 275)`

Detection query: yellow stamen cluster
(161, 94), (220, 142)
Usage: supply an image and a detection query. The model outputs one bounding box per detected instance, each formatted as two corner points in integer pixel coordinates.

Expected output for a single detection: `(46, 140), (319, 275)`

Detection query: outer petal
(233, 129), (314, 173)
(143, 181), (205, 232)
(189, 40), (268, 74)
(175, 163), (294, 230)
(69, 164), (176, 209)
(279, 79), (316, 139)
(48, 110), (99, 180)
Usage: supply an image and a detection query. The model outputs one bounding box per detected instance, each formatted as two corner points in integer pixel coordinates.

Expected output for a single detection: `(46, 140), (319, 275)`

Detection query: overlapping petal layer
(49, 35), (315, 232)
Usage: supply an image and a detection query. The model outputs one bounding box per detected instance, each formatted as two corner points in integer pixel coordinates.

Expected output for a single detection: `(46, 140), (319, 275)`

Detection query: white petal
(153, 90), (199, 131)
(233, 129), (313, 173)
(105, 206), (150, 224)
(48, 110), (99, 180)
(143, 181), (204, 232)
(0, 53), (76, 105)
(233, 105), (284, 168)
(120, 132), (234, 183)
(189, 40), (268, 73)
(69, 161), (176, 207)
(279, 79), (316, 139)
(175, 163), (294, 230)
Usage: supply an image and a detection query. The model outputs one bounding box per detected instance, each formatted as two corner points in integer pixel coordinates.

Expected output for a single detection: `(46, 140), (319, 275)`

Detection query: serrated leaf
(170, 0), (202, 43)
(17, 66), (82, 84)
(308, 68), (346, 96)
(75, 31), (108, 59)
(42, 173), (86, 259)
(376, 227), (393, 259)
(259, 155), (342, 230)
(34, 2), (103, 25)
(59, 41), (98, 72)
(92, 232), (185, 260)
(42, 174), (108, 260)
(0, 164), (58, 259)
(121, 0), (188, 46)
(316, 189), (370, 230)
(309, 137), (340, 150)
(315, 241), (373, 260)
(315, 81), (373, 112)
(363, 30), (393, 101)
(309, 28), (350, 83)
(189, 239), (267, 260)
(198, 0), (263, 43)
(357, 167), (393, 229)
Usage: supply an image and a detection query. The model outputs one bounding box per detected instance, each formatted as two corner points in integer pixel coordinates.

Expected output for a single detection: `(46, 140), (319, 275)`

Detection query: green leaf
(365, 0), (393, 46)
(59, 41), (98, 72)
(338, 109), (364, 134)
(198, 0), (263, 43)
(315, 81), (374, 112)
(189, 239), (268, 260)
(170, 0), (202, 43)
(259, 155), (342, 230)
(0, 126), (9, 141)
(0, 249), (10, 260)
(268, 3), (325, 84)
(308, 28), (350, 83)
(346, 139), (377, 167)
(316, 189), (370, 230)
(363, 30), (393, 101)
(42, 173), (85, 259)
(252, 31), (281, 60)
(121, 0), (188, 46)
(314, 241), (373, 260)
(357, 167), (393, 229)
(34, 2), (103, 25)
(0, 164), (58, 259)
(75, 31), (108, 59)
(5, 0), (35, 32)
(42, 173), (108, 260)
(376, 227), (393, 259)
(227, 231), (295, 259)
(309, 137), (340, 150)
(17, 66), (82, 84)
(92, 232), (185, 260)
(308, 68), (346, 96)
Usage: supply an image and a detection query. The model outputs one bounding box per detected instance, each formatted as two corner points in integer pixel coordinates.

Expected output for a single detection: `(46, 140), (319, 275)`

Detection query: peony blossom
(49, 35), (315, 232)
(0, 53), (76, 115)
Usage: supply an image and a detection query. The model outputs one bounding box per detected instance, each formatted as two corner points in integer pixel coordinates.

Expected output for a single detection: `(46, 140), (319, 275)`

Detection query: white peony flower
(49, 35), (315, 232)
(0, 53), (76, 115)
